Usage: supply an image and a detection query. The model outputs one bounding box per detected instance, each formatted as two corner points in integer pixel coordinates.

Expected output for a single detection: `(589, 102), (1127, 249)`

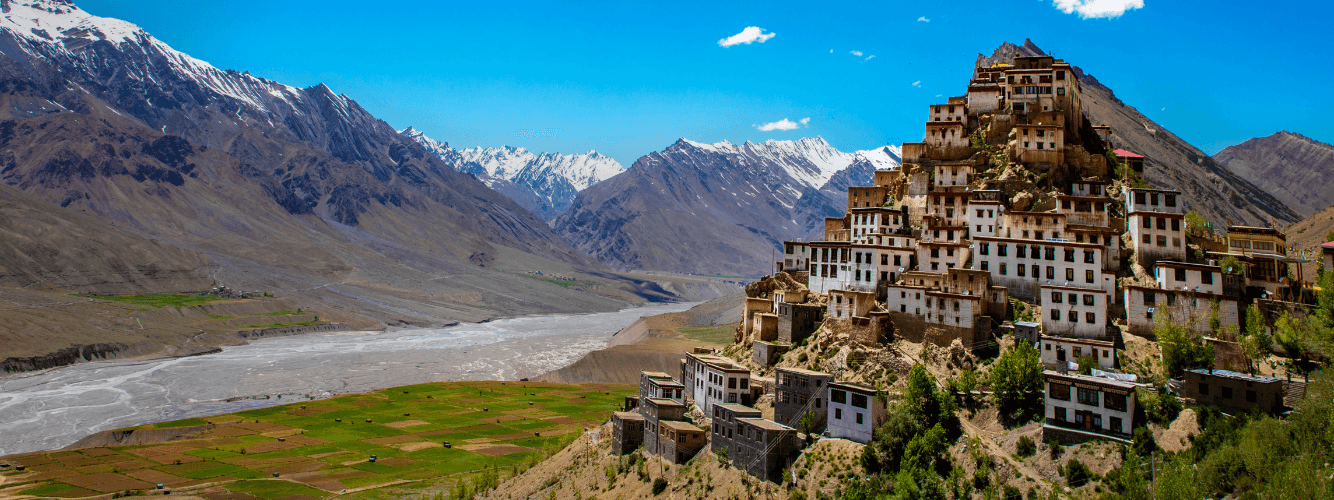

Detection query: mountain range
(0, 0), (666, 341)
(1214, 131), (1334, 219)
(554, 137), (901, 276)
(400, 127), (623, 221)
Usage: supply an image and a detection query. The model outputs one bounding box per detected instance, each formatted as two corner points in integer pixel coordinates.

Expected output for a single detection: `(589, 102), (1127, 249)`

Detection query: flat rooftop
(613, 411), (644, 421)
(737, 418), (795, 432)
(1187, 368), (1282, 384)
(660, 420), (706, 432)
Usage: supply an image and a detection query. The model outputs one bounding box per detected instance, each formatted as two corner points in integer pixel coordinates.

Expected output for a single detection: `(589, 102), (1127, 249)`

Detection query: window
(1084, 251), (1095, 264)
(1142, 234), (1151, 244)
(1201, 271), (1213, 285)
(1135, 192), (1146, 205)
(1069, 310), (1077, 322)
(851, 393), (868, 409)
(1066, 268), (1075, 281)
(1143, 217), (1152, 229)
(1000, 263), (1007, 275)
(855, 413), (864, 425)
(1086, 312), (1096, 324)
(1157, 218), (1167, 230)
(1051, 309), (1061, 321)
(1222, 386), (1233, 399)
(981, 261), (989, 271)
(831, 389), (846, 404)
(1051, 292), (1063, 304)
(1077, 387), (1100, 406)
(1046, 248), (1056, 260)
(1199, 383), (1209, 395)
(1110, 416), (1123, 434)
(1017, 245), (1027, 258)
(998, 244), (1008, 257)
(1171, 219), (1181, 231)
(1018, 264), (1026, 277)
(1246, 390), (1256, 402)
(1055, 406), (1067, 422)
(740, 379), (748, 390)
(1157, 235), (1167, 247)
(834, 408), (842, 420)
(1173, 237), (1182, 248)
(1033, 265), (1040, 278)
(1047, 266), (1055, 280)
(1083, 294), (1095, 306)
(1175, 268), (1187, 282)
(1165, 194), (1176, 207)
(1049, 383), (1071, 401)
(1064, 249), (1075, 262)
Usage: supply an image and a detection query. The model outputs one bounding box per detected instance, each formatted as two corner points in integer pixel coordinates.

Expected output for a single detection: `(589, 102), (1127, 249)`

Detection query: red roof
(1322, 242), (1334, 250)
(1113, 149), (1143, 158)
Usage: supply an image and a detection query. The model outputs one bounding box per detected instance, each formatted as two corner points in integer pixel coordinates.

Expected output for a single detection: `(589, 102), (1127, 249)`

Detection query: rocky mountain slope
(0, 0), (658, 330)
(401, 127), (624, 221)
(554, 137), (901, 275)
(1214, 131), (1334, 219)
(978, 40), (1300, 228)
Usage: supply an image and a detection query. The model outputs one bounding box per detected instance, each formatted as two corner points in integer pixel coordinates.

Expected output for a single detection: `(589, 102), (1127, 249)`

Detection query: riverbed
(0, 302), (696, 456)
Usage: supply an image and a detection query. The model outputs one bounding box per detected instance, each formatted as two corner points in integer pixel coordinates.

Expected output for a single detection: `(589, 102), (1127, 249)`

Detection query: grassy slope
(0, 381), (632, 500)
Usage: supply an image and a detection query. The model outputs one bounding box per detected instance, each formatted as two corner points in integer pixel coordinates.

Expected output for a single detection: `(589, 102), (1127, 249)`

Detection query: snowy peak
(0, 0), (144, 45)
(669, 136), (901, 189)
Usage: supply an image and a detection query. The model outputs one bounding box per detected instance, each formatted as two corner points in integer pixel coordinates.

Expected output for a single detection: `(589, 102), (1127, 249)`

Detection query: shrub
(1003, 485), (1022, 500)
(990, 343), (1044, 424)
(1047, 440), (1063, 460)
(652, 478), (668, 495)
(1016, 436), (1036, 458)
(1063, 458), (1096, 487)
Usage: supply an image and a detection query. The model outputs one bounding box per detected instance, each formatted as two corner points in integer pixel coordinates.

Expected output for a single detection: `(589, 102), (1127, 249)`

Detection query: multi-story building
(639, 371), (685, 408)
(927, 191), (971, 227)
(657, 421), (707, 464)
(849, 207), (911, 246)
(933, 161), (973, 188)
(1039, 335), (1115, 370)
(710, 403), (762, 454)
(1012, 124), (1064, 166)
(827, 382), (888, 444)
(827, 289), (875, 320)
(774, 367), (832, 430)
(611, 411), (645, 454)
(1001, 56), (1082, 125)
(808, 242), (850, 293)
(776, 301), (823, 345)
(971, 236), (1112, 301)
(966, 82), (1002, 114)
(1124, 261), (1240, 337)
(883, 268), (1007, 347)
(732, 418), (800, 483)
(1125, 188), (1187, 266)
(928, 99), (968, 124)
(1223, 225), (1291, 293)
(779, 240), (812, 274)
(1038, 284), (1108, 338)
(1043, 371), (1136, 443)
(682, 352), (753, 414)
(847, 186), (890, 210)
(641, 397), (687, 456)
(1180, 369), (1286, 415)
(968, 190), (1005, 238)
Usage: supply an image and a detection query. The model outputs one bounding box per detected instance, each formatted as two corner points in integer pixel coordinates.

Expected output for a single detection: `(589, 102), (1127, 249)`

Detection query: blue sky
(78, 0), (1333, 167)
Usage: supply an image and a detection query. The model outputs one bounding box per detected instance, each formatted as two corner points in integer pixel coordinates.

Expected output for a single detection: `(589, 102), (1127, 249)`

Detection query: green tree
(989, 342), (1044, 424)
(1241, 304), (1272, 374)
(900, 424), (949, 475)
(1184, 210), (1211, 236)
(1076, 354), (1099, 374)
(1156, 315), (1215, 378)
(1219, 255), (1244, 276)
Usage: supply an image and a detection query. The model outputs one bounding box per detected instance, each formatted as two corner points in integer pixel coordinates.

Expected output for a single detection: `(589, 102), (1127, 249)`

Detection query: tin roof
(1113, 149), (1143, 158)
(1187, 368), (1282, 384)
(737, 418), (796, 432)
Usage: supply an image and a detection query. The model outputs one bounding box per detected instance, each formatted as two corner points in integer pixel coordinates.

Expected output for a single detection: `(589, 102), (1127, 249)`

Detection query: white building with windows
(1125, 188), (1186, 266)
(1043, 371), (1137, 442)
(1124, 261), (1240, 337)
(827, 382), (888, 444)
(971, 236), (1113, 301)
(808, 242), (851, 293)
(1040, 335), (1115, 370)
(682, 352), (753, 415)
(1038, 284), (1108, 338)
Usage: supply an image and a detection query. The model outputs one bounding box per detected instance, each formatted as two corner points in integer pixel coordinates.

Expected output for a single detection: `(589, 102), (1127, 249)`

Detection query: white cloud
(829, 49), (833, 53)
(849, 50), (863, 57)
(1052, 0), (1144, 19)
(864, 55), (876, 61)
(917, 16), (930, 22)
(755, 118), (804, 132)
(912, 80), (921, 87)
(718, 26), (776, 47)
(799, 117), (811, 126)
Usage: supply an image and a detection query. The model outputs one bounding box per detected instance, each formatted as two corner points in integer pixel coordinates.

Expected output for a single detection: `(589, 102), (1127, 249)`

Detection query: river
(0, 302), (696, 456)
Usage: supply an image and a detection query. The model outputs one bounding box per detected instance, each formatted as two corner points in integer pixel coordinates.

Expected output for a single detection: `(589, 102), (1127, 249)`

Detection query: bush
(1047, 440), (1063, 460)
(989, 343), (1044, 424)
(1139, 389), (1182, 425)
(1016, 436), (1036, 458)
(1003, 485), (1022, 500)
(1063, 458), (1096, 487)
(652, 478), (668, 495)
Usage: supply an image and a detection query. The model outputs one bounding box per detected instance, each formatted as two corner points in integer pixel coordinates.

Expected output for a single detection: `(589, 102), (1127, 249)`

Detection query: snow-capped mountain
(554, 137), (900, 275)
(0, 0), (624, 327)
(400, 128), (624, 221)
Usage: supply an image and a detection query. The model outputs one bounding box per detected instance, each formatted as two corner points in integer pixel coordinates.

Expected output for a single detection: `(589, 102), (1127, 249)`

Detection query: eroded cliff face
(1214, 131), (1334, 219)
(979, 40), (1300, 228)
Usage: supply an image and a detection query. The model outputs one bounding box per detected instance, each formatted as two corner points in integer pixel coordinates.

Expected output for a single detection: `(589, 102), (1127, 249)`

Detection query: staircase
(1285, 380), (1307, 408)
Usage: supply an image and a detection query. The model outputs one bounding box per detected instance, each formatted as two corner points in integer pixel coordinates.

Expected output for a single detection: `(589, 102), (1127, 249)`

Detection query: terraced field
(0, 381), (631, 499)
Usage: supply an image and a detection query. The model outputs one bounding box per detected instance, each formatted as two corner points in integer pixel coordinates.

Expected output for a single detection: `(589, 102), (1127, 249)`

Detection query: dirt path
(959, 417), (1050, 486)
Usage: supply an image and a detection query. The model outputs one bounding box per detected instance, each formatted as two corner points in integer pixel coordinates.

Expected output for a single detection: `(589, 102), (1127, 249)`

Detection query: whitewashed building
(1043, 371), (1137, 442)
(827, 382), (888, 444)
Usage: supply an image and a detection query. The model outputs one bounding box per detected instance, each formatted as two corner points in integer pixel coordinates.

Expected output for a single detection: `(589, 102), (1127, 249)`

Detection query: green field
(680, 324), (737, 345)
(0, 381), (631, 499)
(75, 293), (232, 309)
